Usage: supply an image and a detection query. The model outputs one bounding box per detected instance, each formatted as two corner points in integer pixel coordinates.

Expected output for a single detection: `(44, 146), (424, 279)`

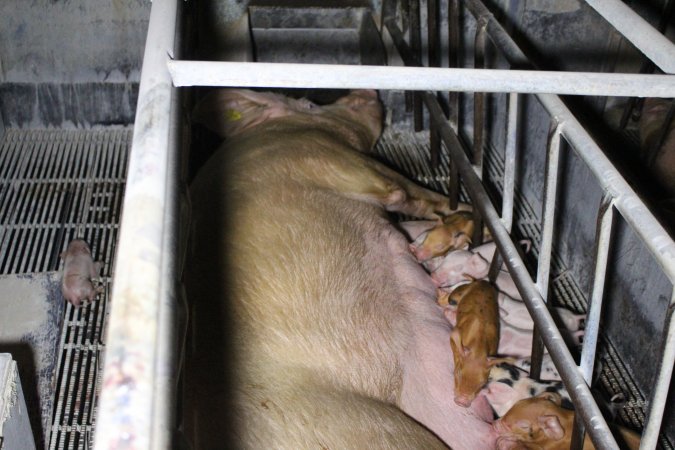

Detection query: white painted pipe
(167, 60), (675, 97)
(585, 0), (675, 74)
(93, 0), (179, 448)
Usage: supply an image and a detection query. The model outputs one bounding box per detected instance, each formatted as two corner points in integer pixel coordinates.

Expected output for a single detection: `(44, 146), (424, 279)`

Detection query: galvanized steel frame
(95, 0), (675, 448)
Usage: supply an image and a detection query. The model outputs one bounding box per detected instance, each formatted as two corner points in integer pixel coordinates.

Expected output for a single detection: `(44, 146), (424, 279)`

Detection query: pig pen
(0, 0), (674, 449)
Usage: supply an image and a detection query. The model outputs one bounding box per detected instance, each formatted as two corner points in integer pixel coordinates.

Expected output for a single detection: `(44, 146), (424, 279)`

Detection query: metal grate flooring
(375, 129), (671, 450)
(0, 128), (131, 449)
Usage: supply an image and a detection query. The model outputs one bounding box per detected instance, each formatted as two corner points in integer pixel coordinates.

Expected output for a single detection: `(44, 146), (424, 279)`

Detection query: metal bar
(580, 195), (615, 383)
(530, 124), (562, 381)
(459, 0), (675, 284)
(537, 94), (675, 283)
(536, 124), (561, 305)
(502, 92), (518, 233)
(428, 0), (441, 168)
(430, 126), (441, 168)
(410, 0), (423, 132)
(572, 194), (615, 450)
(473, 19), (488, 170)
(448, 0), (460, 129)
(93, 0), (179, 447)
(641, 299), (675, 449)
(427, 0), (440, 68)
(167, 60), (675, 97)
(448, 156), (459, 210)
(422, 93), (619, 450)
(584, 0), (675, 74)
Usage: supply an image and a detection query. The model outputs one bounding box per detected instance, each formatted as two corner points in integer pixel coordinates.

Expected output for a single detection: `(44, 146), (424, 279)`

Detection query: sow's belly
(185, 178), (496, 449)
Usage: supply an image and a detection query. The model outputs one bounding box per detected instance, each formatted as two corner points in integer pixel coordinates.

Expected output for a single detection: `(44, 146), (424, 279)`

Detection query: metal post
(167, 60), (675, 97)
(93, 0), (180, 448)
(641, 297), (675, 449)
(584, 0), (675, 74)
(572, 194), (615, 450)
(410, 0), (423, 131)
(530, 123), (562, 380)
(448, 0), (460, 130)
(502, 92), (518, 233)
(473, 18), (488, 172)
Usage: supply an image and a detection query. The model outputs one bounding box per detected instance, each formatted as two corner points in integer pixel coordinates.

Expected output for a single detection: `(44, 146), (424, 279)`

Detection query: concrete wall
(0, 0), (150, 127)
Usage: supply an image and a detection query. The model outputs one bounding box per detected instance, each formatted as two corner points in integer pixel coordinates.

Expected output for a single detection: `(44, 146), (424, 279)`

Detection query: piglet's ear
(536, 391), (562, 405)
(538, 415), (565, 440)
(487, 357), (517, 367)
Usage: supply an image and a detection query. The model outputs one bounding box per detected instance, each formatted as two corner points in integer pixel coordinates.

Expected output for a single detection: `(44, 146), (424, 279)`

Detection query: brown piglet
(410, 211), (475, 261)
(494, 392), (641, 450)
(448, 280), (504, 407)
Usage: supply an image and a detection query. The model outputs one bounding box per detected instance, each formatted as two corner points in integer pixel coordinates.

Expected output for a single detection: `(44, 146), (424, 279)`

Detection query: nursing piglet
(512, 354), (561, 381)
(430, 250), (490, 287)
(482, 362), (571, 418)
(60, 239), (103, 307)
(410, 211), (474, 261)
(184, 89), (498, 449)
(494, 393), (641, 450)
(499, 294), (586, 333)
(448, 280), (503, 407)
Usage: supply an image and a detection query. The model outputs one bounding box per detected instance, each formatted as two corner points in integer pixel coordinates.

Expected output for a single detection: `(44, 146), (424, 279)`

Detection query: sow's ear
(192, 89), (288, 138)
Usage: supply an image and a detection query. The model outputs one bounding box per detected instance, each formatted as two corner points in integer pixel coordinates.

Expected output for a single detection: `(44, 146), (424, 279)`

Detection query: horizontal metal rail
(94, 0), (180, 448)
(167, 60), (675, 97)
(585, 0), (675, 74)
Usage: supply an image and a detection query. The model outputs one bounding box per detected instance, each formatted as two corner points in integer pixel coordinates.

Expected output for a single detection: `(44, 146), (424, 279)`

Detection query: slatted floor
(0, 128), (131, 450)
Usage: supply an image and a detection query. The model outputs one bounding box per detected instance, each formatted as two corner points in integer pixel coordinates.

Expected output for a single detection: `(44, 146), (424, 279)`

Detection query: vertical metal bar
(404, 0), (414, 114)
(530, 123), (562, 380)
(410, 0), (423, 132)
(473, 19), (488, 172)
(448, 0), (460, 129)
(572, 194), (615, 450)
(580, 194), (614, 383)
(502, 92), (518, 234)
(427, 0), (440, 68)
(447, 0), (460, 210)
(641, 295), (675, 450)
(93, 0), (179, 447)
(427, 0), (441, 168)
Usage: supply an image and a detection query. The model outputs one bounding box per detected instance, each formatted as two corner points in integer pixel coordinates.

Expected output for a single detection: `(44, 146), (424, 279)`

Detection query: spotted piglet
(482, 362), (572, 418)
(60, 239), (104, 307)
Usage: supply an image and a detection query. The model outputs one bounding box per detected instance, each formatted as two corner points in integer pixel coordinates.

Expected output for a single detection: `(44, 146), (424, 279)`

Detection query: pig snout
(454, 394), (473, 407)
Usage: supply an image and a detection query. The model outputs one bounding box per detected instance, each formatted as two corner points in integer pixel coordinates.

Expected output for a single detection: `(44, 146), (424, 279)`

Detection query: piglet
(60, 239), (103, 307)
(512, 355), (561, 381)
(494, 392), (641, 450)
(410, 211), (474, 262)
(430, 250), (489, 287)
(482, 363), (571, 418)
(499, 294), (586, 333)
(472, 239), (532, 268)
(448, 280), (505, 407)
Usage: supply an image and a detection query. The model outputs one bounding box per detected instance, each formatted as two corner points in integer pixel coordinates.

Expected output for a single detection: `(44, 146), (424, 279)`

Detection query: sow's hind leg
(315, 148), (468, 219)
(234, 369), (450, 450)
